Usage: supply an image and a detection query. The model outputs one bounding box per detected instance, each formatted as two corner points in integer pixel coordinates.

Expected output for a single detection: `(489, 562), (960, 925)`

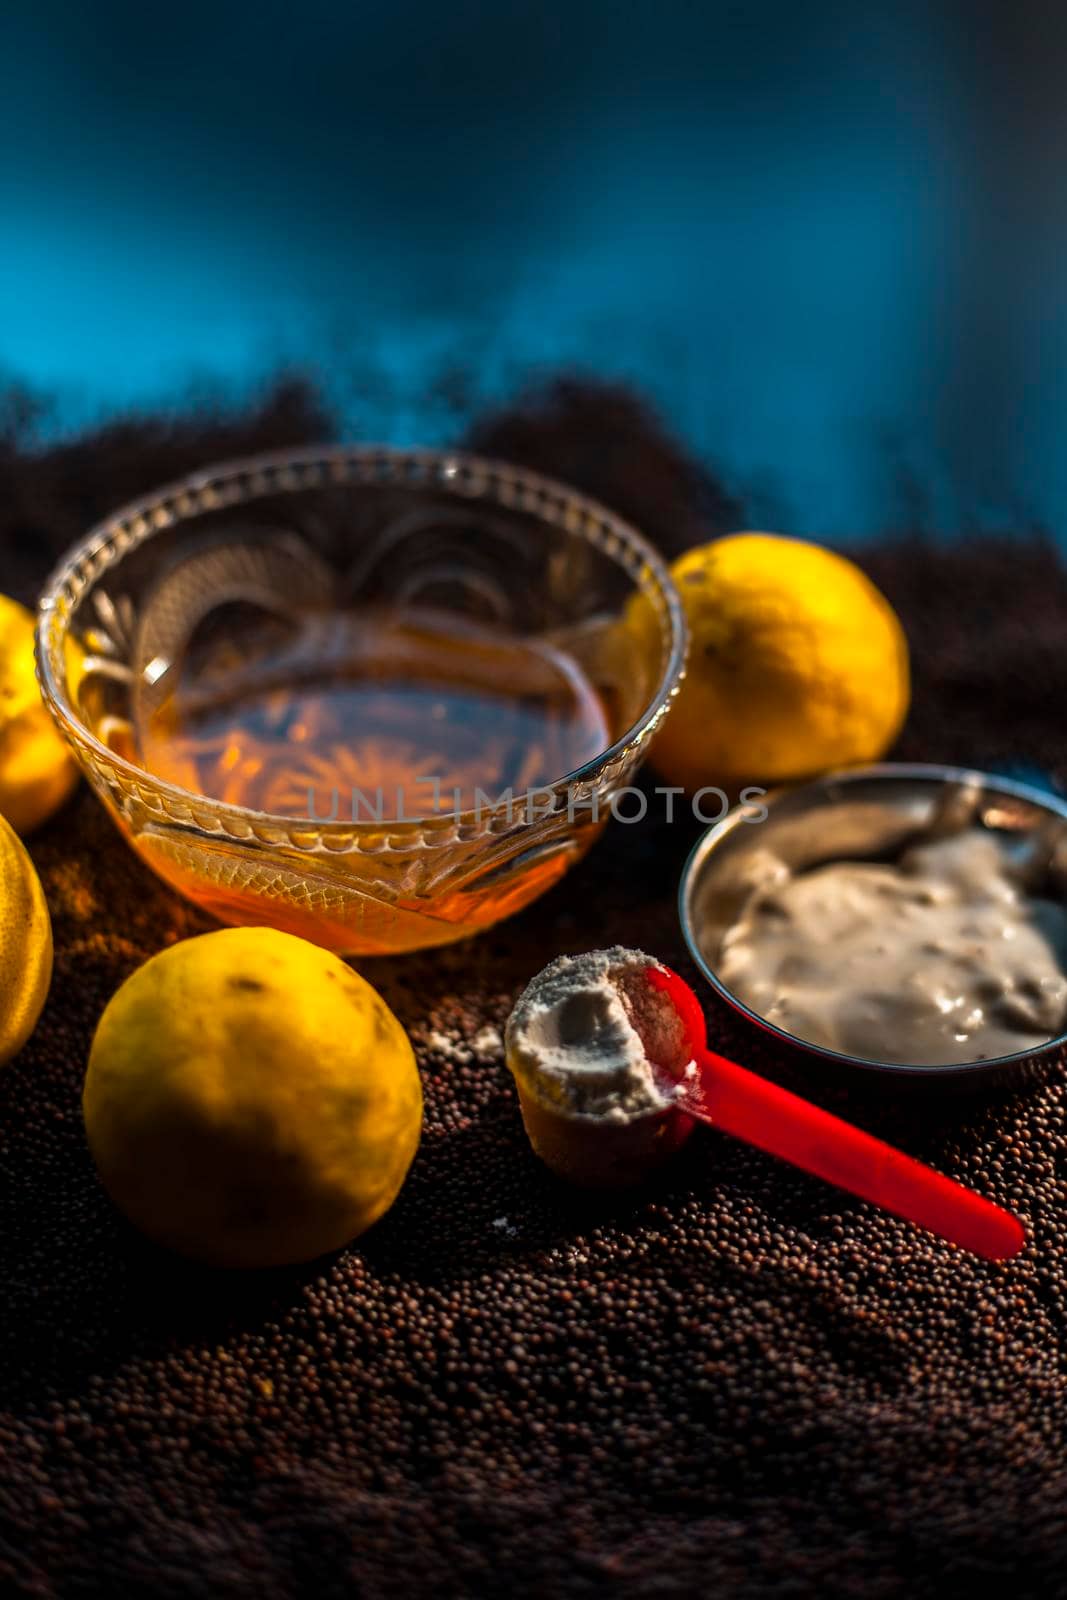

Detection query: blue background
(3, 1), (1066, 538)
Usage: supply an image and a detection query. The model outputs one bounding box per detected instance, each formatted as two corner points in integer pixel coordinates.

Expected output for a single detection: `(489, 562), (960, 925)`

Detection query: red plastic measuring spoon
(645, 965), (1025, 1261)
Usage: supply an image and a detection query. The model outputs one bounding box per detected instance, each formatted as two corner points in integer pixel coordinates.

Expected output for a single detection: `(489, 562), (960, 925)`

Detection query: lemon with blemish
(627, 533), (910, 790)
(83, 927), (423, 1268)
(0, 812), (53, 1064)
(0, 594), (78, 833)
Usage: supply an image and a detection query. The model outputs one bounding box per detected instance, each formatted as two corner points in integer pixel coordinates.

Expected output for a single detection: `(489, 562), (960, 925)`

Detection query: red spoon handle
(644, 965), (1025, 1261)
(681, 1051), (1025, 1260)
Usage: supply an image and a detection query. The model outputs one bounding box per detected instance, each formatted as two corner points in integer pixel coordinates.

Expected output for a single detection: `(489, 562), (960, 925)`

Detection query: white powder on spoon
(505, 948), (699, 1186)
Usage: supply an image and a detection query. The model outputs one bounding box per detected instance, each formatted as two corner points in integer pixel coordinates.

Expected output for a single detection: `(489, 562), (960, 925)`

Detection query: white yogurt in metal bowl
(680, 765), (1067, 1080)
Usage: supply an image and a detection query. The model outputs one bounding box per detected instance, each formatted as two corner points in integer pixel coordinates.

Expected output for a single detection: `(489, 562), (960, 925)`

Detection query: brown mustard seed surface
(2, 386), (1067, 1598)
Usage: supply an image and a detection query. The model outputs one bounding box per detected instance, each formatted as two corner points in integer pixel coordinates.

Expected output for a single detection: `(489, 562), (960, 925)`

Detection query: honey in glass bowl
(36, 448), (685, 955)
(135, 602), (613, 945)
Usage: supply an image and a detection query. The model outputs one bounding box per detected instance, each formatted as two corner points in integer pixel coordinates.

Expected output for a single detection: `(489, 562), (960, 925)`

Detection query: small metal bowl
(679, 762), (1067, 1087)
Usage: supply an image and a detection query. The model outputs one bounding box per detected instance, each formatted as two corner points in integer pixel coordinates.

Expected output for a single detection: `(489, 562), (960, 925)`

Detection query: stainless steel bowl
(678, 762), (1067, 1086)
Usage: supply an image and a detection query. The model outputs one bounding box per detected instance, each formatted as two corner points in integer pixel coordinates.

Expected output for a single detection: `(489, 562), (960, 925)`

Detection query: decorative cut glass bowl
(36, 447), (686, 954)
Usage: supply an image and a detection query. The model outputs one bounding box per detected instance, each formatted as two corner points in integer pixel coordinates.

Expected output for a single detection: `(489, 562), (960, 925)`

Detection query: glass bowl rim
(35, 443), (689, 836)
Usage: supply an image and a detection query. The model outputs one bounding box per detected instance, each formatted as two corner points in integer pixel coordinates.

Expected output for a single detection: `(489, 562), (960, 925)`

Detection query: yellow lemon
(629, 533), (909, 789)
(0, 595), (78, 834)
(0, 812), (53, 1063)
(83, 927), (423, 1268)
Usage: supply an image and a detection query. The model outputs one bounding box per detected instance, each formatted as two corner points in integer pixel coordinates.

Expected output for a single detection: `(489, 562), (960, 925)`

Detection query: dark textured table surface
(2, 386), (1066, 1598)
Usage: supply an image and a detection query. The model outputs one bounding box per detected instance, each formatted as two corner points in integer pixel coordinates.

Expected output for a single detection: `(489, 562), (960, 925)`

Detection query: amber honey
(129, 606), (614, 951)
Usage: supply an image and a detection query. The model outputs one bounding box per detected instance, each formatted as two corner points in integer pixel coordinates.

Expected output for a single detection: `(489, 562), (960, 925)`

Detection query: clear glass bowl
(37, 446), (686, 954)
